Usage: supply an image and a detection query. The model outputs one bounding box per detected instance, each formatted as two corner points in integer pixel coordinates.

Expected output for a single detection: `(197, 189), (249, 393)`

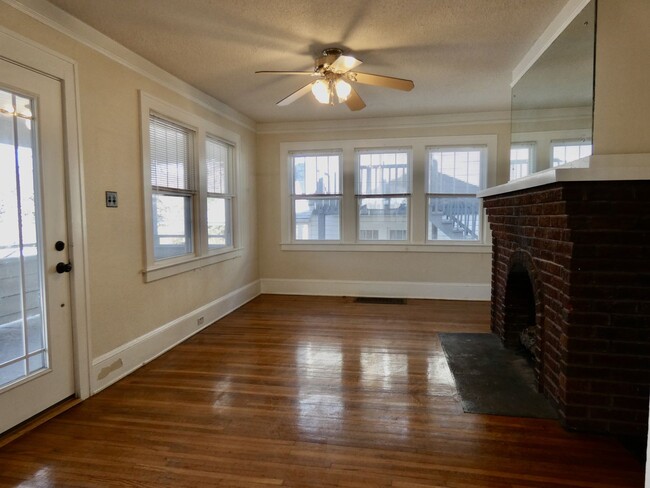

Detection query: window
(356, 149), (410, 241)
(426, 146), (484, 241)
(280, 135), (495, 251)
(206, 137), (233, 249)
(551, 140), (592, 167)
(291, 152), (341, 241)
(510, 143), (535, 180)
(149, 115), (195, 260)
(141, 92), (240, 281)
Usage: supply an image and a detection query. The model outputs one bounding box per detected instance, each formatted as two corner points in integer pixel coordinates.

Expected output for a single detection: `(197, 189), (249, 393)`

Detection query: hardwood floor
(0, 295), (644, 487)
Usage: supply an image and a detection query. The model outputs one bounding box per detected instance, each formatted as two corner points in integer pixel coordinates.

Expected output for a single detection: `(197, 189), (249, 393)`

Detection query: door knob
(56, 262), (72, 274)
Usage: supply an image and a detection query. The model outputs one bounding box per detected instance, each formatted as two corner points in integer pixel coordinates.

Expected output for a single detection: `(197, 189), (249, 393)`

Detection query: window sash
(426, 146), (484, 195)
(290, 152), (342, 242)
(426, 195), (481, 242)
(550, 140), (592, 167)
(292, 196), (341, 241)
(425, 146), (485, 242)
(206, 136), (231, 195)
(291, 152), (342, 196)
(355, 150), (411, 243)
(207, 195), (232, 249)
(357, 196), (409, 242)
(152, 191), (194, 259)
(356, 149), (411, 196)
(149, 115), (195, 192)
(510, 143), (535, 180)
(149, 115), (197, 261)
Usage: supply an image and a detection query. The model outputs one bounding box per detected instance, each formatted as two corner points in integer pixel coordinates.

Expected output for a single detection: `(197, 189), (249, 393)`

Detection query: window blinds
(149, 115), (194, 191)
(206, 137), (229, 194)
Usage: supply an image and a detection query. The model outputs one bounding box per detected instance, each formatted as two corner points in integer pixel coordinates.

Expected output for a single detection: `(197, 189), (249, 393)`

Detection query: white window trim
(280, 135), (496, 252)
(140, 91), (242, 282)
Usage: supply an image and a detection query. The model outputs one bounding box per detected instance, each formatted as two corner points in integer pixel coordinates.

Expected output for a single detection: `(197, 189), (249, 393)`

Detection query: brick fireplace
(480, 162), (649, 437)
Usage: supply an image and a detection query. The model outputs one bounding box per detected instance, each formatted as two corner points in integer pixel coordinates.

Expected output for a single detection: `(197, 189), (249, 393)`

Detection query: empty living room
(0, 0), (648, 486)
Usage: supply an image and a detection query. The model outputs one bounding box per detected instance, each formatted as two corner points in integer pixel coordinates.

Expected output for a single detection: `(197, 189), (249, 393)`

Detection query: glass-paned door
(0, 57), (75, 435)
(0, 89), (48, 388)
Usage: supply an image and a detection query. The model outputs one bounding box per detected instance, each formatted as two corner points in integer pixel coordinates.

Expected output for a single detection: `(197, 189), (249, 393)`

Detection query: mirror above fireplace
(509, 0), (596, 181)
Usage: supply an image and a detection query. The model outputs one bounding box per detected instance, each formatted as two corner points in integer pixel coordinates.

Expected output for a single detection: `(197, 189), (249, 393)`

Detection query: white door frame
(0, 26), (91, 400)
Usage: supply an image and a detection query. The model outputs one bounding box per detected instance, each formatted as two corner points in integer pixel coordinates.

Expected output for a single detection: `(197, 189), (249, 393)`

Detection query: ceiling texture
(46, 0), (567, 123)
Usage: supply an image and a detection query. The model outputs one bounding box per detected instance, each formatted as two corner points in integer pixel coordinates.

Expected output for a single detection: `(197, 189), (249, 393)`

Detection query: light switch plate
(105, 191), (118, 208)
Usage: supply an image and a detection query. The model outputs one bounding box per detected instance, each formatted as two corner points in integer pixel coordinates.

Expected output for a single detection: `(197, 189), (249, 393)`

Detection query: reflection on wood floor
(0, 295), (644, 487)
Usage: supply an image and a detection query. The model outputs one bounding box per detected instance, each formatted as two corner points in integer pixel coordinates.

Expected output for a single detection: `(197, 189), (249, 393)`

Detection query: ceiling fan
(256, 48), (414, 111)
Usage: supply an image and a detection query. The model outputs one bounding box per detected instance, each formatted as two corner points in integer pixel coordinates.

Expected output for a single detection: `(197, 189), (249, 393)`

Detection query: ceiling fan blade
(350, 72), (414, 91)
(256, 70), (315, 75)
(329, 55), (363, 74)
(277, 82), (315, 106)
(345, 87), (366, 111)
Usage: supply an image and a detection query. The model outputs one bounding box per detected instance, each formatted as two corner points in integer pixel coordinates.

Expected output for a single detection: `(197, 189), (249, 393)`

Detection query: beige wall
(256, 120), (511, 286)
(593, 0), (650, 154)
(0, 4), (258, 359)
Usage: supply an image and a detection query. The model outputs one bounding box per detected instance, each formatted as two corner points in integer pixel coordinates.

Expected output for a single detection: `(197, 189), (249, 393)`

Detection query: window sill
(280, 243), (491, 253)
(143, 248), (243, 282)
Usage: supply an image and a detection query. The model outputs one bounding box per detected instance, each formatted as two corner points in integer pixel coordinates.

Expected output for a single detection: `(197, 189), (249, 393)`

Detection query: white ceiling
(46, 0), (568, 123)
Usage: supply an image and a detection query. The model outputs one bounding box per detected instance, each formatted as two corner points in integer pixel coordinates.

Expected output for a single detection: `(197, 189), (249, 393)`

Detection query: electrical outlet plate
(105, 191), (118, 208)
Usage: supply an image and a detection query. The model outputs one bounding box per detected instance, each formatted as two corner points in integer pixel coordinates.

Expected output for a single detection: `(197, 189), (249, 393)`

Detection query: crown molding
(512, 0), (591, 87)
(511, 105), (592, 124)
(3, 0), (257, 132)
(257, 110), (511, 135)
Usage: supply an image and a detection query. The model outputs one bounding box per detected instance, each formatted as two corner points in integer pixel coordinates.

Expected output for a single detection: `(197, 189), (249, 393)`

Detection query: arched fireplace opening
(503, 263), (538, 364)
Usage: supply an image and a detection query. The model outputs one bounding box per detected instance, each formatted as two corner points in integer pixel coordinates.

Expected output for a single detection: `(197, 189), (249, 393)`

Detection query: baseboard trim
(260, 279), (490, 301)
(90, 280), (261, 394)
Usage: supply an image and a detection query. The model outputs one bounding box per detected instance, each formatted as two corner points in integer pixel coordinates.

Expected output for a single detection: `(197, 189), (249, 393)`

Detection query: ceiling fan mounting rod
(315, 47), (344, 72)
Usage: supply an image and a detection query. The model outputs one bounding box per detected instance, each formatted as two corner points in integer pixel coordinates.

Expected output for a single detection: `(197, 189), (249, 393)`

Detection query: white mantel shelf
(478, 153), (650, 198)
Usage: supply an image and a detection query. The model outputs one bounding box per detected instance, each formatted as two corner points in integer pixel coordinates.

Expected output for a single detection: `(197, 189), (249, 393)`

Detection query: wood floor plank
(0, 295), (644, 487)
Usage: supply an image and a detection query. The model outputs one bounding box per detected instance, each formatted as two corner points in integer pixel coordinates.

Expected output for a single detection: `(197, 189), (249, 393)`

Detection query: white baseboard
(90, 280), (261, 394)
(260, 279), (490, 301)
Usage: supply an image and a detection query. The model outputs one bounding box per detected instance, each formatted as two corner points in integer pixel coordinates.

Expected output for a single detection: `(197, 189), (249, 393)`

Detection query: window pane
(428, 149), (482, 194)
(0, 89), (48, 388)
(552, 143), (592, 167)
(428, 196), (480, 241)
(359, 229), (379, 240)
(149, 116), (193, 190)
(28, 351), (46, 374)
(294, 198), (340, 240)
(358, 197), (408, 241)
(207, 197), (232, 249)
(293, 154), (340, 195)
(206, 138), (229, 194)
(510, 144), (532, 180)
(152, 194), (193, 259)
(358, 151), (409, 195)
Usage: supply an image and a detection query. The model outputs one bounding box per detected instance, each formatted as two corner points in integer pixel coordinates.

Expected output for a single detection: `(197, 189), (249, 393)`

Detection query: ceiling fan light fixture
(311, 79), (331, 104)
(335, 78), (352, 102)
(258, 47), (414, 111)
